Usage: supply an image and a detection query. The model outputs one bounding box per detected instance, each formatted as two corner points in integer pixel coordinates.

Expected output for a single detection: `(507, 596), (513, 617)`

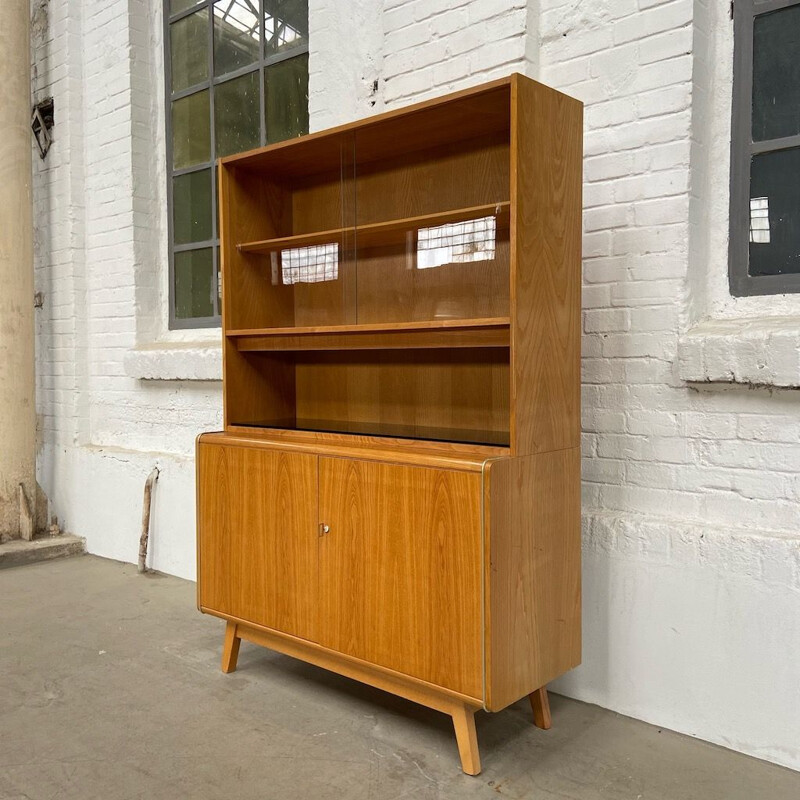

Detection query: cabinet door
(318, 457), (483, 698)
(198, 442), (317, 641)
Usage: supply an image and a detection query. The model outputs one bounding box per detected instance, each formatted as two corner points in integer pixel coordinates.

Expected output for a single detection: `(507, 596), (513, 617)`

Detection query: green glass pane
(173, 170), (212, 245)
(264, 54), (308, 144)
(174, 248), (214, 319)
(749, 148), (800, 276)
(170, 9), (209, 93)
(265, 0), (308, 56)
(171, 0), (201, 15)
(214, 0), (260, 76)
(752, 5), (800, 141)
(215, 71), (260, 157)
(172, 90), (210, 169)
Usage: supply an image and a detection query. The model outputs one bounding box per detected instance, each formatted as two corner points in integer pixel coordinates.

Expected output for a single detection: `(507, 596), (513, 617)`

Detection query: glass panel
(214, 0), (260, 77)
(749, 147), (800, 276)
(264, 53), (309, 143)
(175, 248), (215, 318)
(752, 5), (800, 141)
(354, 134), (511, 324)
(173, 169), (212, 245)
(172, 90), (211, 168)
(265, 0), (308, 56)
(234, 418), (510, 447)
(170, 9), (209, 93)
(171, 0), (201, 15)
(215, 71), (261, 157)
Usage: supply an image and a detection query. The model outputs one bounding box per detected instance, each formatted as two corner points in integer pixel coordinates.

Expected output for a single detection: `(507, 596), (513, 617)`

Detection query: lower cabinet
(197, 440), (483, 698)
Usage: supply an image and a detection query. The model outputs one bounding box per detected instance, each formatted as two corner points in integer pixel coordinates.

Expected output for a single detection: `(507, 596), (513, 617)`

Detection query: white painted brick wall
(31, 0), (800, 772)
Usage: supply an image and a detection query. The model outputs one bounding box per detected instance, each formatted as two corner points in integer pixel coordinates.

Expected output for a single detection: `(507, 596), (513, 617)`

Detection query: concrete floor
(1, 557), (798, 800)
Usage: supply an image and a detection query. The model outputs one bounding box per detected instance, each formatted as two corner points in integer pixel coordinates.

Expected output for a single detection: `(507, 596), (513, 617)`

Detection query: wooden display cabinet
(196, 73), (583, 775)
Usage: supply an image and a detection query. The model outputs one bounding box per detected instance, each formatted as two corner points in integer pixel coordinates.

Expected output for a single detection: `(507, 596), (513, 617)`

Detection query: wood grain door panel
(198, 442), (318, 641)
(318, 457), (483, 698)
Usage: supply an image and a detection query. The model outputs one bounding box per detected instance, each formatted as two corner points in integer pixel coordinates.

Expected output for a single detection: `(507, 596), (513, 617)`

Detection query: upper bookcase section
(219, 80), (512, 333)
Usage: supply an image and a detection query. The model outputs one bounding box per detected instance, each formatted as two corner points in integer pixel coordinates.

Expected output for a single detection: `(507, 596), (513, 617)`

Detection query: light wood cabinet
(196, 74), (583, 774)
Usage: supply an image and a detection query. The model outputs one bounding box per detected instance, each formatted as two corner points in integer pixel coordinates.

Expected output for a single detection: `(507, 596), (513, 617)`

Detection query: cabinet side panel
(197, 441), (318, 641)
(511, 77), (583, 455)
(485, 448), (581, 711)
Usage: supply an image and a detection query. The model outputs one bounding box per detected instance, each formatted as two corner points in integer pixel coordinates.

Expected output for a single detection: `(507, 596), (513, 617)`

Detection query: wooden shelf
(228, 317), (510, 351)
(237, 202), (510, 255)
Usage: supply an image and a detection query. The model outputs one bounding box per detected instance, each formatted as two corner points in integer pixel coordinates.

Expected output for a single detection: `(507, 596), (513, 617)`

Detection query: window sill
(124, 341), (222, 381)
(677, 316), (800, 388)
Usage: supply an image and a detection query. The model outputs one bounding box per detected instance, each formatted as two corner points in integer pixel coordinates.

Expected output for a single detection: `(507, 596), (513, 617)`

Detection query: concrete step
(0, 534), (86, 570)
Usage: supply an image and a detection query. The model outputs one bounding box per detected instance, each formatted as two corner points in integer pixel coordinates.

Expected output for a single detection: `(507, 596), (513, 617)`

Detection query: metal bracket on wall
(31, 98), (54, 159)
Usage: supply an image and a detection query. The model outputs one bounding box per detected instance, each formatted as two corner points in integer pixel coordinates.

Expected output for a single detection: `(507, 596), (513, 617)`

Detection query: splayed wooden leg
(221, 621), (241, 673)
(530, 686), (551, 730)
(451, 702), (481, 775)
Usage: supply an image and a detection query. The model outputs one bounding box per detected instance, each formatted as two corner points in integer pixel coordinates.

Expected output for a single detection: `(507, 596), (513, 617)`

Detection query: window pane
(170, 9), (209, 93)
(173, 170), (212, 245)
(172, 90), (211, 169)
(265, 0), (308, 56)
(175, 248), (215, 318)
(264, 54), (308, 143)
(749, 147), (800, 276)
(752, 5), (800, 141)
(171, 0), (201, 14)
(214, 0), (260, 76)
(215, 71), (260, 157)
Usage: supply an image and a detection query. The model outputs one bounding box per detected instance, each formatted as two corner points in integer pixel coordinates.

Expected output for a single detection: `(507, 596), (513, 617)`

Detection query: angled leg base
(529, 686), (552, 730)
(221, 621), (241, 673)
(451, 702), (481, 775)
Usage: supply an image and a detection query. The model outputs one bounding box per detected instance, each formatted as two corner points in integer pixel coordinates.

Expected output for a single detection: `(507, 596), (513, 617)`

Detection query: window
(730, 0), (800, 295)
(165, 0), (309, 327)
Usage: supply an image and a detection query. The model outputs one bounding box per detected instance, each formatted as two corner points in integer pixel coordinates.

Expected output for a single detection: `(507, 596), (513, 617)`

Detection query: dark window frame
(730, 0), (800, 295)
(164, 0), (309, 328)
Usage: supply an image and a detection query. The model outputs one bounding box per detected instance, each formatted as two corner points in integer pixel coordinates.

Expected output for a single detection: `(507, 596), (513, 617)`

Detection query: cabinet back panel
(355, 134), (510, 225)
(354, 235), (509, 325)
(294, 349), (509, 440)
(291, 169), (357, 328)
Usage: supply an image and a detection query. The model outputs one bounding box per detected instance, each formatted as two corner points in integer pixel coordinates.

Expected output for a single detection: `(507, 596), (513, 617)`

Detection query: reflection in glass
(170, 10), (209, 93)
(417, 216), (497, 270)
(173, 170), (212, 245)
(171, 0), (201, 15)
(175, 248), (214, 318)
(265, 0), (308, 55)
(265, 54), (309, 143)
(172, 90), (211, 168)
(752, 5), (800, 142)
(280, 244), (339, 284)
(214, 0), (259, 76)
(749, 147), (800, 276)
(749, 197), (769, 244)
(215, 71), (260, 157)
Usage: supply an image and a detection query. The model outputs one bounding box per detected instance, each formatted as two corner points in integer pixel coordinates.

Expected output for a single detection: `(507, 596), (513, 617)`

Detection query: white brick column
(0, 0), (36, 541)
